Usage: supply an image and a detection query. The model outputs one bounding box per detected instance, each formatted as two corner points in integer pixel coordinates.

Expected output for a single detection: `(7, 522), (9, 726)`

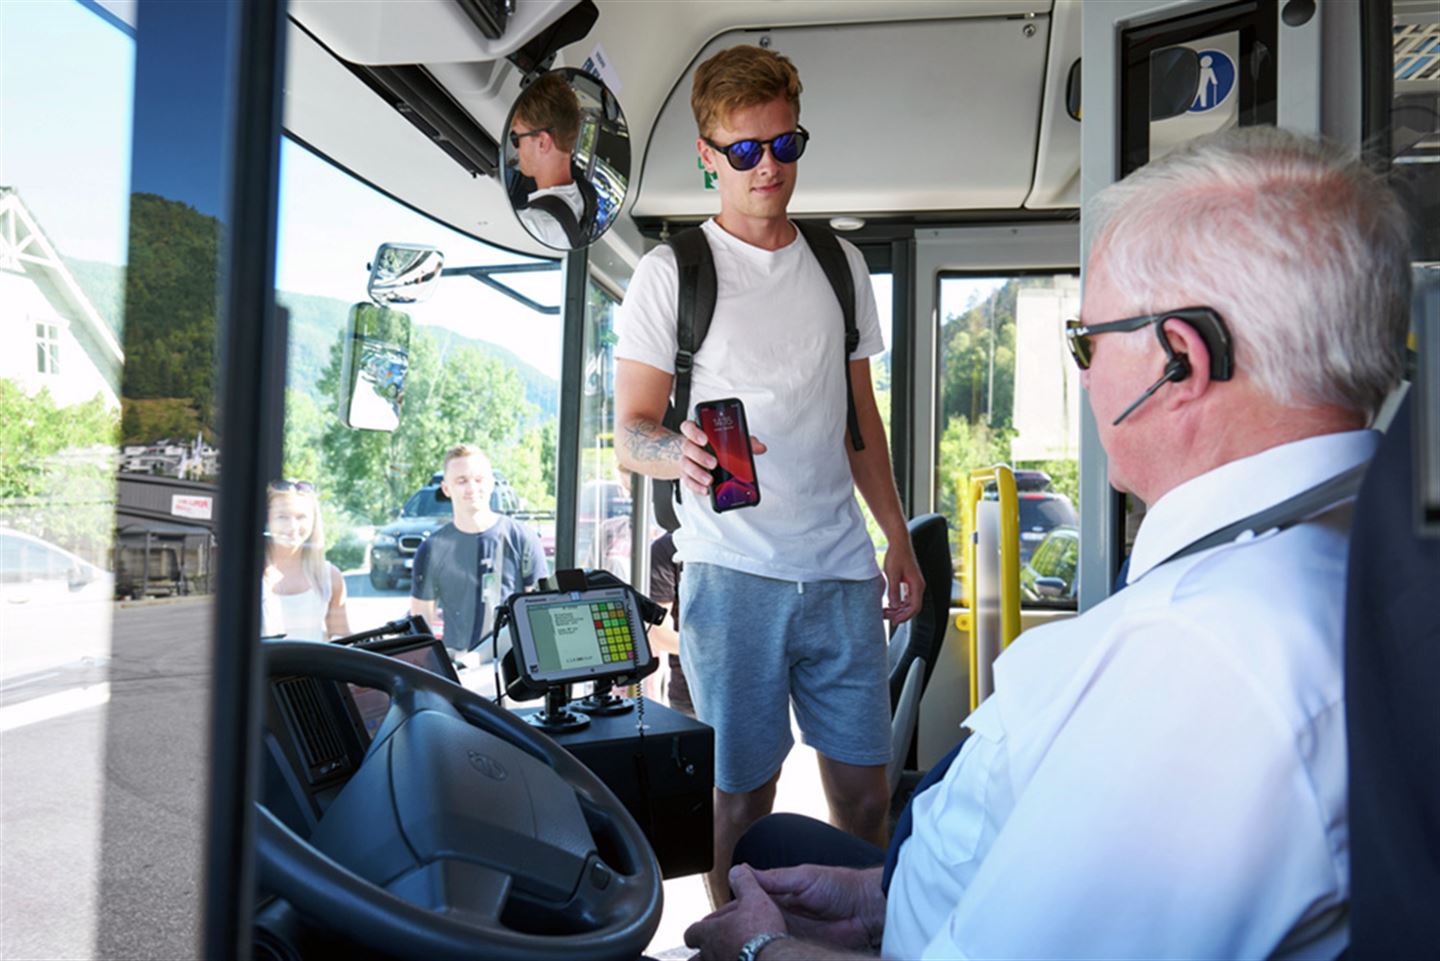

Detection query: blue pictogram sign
(1188, 50), (1236, 113)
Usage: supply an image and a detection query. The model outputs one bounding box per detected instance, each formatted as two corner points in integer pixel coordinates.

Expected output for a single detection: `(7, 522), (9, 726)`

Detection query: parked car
(1016, 492), (1079, 564)
(1, 527), (115, 680)
(1020, 525), (1079, 609)
(367, 469), (522, 590)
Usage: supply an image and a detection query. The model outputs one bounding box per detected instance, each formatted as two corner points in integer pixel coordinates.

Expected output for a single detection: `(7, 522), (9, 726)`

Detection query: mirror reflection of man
(410, 445), (548, 657)
(510, 71), (585, 250)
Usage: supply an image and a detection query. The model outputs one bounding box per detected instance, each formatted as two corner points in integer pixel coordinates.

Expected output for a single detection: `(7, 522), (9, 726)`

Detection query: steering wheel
(257, 640), (663, 961)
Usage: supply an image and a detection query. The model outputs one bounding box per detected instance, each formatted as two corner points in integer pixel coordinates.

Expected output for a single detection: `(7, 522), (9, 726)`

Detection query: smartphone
(695, 397), (761, 512)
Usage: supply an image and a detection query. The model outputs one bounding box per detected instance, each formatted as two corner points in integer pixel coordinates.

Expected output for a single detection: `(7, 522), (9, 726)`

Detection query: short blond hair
(443, 444), (491, 473)
(691, 45), (802, 139)
(513, 71), (581, 153)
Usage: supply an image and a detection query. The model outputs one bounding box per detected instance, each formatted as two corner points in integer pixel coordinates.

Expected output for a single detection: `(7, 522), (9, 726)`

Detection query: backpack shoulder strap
(664, 225), (717, 432)
(794, 220), (864, 451)
(525, 194), (584, 248)
(571, 167), (599, 232)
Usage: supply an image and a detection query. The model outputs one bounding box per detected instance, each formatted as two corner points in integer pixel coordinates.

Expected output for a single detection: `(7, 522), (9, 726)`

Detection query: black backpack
(652, 220), (865, 531)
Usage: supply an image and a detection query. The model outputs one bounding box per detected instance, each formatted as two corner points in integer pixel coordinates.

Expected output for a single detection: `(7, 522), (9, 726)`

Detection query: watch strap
(737, 931), (790, 961)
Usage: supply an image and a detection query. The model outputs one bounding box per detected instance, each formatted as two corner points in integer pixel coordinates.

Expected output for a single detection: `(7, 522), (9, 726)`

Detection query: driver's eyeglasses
(703, 126), (809, 171)
(1066, 312), (1178, 370)
(1065, 307), (1222, 369)
(509, 127), (551, 149)
(269, 479), (316, 494)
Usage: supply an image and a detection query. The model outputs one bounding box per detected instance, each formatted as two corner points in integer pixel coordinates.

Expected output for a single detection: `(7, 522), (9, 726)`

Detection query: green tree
(936, 416), (1014, 567)
(317, 326), (535, 523)
(281, 387), (324, 485)
(0, 380), (119, 560)
(1, 381), (118, 500)
(120, 193), (221, 435)
(939, 280), (1018, 431)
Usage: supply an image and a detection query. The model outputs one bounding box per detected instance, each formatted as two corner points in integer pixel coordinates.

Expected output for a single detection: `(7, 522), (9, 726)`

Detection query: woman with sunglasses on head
(261, 480), (350, 642)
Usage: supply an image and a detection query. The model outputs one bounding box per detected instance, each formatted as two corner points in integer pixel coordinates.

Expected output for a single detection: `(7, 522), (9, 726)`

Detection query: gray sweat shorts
(677, 562), (891, 793)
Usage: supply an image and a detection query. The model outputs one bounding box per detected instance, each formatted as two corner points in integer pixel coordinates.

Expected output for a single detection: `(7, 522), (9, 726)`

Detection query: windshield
(402, 490), (453, 519)
(1019, 496), (1077, 532)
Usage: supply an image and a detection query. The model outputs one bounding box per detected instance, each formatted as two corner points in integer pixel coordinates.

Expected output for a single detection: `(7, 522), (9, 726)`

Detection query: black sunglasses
(509, 127), (551, 149)
(703, 126), (809, 171)
(269, 479), (316, 494)
(1064, 307), (1226, 371)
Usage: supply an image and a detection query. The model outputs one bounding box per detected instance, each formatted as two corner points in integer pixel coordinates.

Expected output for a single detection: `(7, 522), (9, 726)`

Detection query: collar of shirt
(1125, 429), (1380, 585)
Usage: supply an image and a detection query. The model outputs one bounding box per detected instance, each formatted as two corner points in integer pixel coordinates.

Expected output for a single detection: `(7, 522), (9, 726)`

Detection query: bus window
(273, 139), (562, 649)
(577, 276), (630, 578)
(936, 273), (1081, 605)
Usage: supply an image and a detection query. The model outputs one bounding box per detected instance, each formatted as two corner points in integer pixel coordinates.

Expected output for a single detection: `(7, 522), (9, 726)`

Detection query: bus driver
(685, 129), (1412, 960)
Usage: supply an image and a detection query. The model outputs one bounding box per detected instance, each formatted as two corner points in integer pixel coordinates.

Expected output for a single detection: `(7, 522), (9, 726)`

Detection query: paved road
(2, 598), (210, 960)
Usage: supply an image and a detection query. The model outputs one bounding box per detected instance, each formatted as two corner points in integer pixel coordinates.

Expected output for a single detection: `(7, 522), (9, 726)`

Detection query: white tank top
(261, 571), (333, 641)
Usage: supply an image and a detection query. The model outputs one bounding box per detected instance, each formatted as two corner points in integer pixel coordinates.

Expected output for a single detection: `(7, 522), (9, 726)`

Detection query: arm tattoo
(624, 417), (683, 464)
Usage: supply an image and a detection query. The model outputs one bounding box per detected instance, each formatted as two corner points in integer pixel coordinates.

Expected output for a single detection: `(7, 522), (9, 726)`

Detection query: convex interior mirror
(339, 303), (411, 432)
(503, 67), (630, 251)
(367, 243), (444, 305)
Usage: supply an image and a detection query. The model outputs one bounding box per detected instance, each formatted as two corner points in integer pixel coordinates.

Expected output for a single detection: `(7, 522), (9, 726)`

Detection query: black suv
(981, 470), (1080, 564)
(367, 470), (522, 590)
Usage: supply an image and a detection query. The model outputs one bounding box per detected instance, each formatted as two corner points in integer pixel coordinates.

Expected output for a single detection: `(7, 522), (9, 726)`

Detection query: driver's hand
(684, 865), (786, 961)
(677, 420), (768, 497)
(751, 863), (887, 951)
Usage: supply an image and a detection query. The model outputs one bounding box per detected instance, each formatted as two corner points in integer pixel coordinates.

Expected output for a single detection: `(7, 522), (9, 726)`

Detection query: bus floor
(645, 712), (828, 959)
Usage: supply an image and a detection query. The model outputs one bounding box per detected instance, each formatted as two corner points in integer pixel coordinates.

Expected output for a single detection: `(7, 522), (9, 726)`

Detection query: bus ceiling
(282, 1), (1076, 270)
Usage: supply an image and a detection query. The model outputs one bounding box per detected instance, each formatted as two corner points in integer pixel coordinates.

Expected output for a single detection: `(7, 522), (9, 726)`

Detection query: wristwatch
(737, 931), (790, 961)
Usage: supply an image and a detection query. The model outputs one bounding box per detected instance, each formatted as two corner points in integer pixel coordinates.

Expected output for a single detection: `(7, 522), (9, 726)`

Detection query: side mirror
(339, 303), (411, 432)
(1150, 46), (1201, 121)
(367, 244), (444, 305)
(69, 564), (95, 591)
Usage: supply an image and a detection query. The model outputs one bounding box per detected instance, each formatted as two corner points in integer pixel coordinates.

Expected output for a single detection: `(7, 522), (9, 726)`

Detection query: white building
(0, 186), (123, 409)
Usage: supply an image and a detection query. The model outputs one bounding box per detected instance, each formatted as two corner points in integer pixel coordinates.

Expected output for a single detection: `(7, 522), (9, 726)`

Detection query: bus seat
(1344, 392), (1440, 956)
(887, 513), (954, 791)
(887, 656), (925, 796)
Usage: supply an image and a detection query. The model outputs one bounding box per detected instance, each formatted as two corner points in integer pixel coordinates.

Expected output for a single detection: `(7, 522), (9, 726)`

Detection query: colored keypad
(590, 601), (633, 663)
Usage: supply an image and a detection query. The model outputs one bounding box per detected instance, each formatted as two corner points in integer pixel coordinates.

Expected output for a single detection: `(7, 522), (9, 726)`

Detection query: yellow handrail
(959, 464), (1022, 711)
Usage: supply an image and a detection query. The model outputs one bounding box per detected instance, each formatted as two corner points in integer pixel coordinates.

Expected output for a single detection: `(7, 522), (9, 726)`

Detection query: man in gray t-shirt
(410, 445), (548, 653)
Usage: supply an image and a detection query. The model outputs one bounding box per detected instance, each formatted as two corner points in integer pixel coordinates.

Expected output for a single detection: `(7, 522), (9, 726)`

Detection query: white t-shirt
(883, 430), (1376, 960)
(519, 182), (585, 250)
(614, 219), (885, 582)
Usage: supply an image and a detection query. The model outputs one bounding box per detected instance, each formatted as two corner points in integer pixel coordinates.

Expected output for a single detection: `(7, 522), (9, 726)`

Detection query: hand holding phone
(694, 398), (762, 512)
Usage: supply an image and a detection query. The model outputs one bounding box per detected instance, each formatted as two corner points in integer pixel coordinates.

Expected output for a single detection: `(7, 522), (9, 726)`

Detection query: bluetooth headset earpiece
(1112, 309), (1233, 426)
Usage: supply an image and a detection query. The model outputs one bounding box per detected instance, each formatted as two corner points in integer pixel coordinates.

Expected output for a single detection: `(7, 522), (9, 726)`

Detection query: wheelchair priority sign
(1189, 50), (1235, 113)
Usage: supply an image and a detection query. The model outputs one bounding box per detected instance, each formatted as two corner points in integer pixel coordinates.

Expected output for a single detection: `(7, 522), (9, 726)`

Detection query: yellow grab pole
(962, 464), (1022, 711)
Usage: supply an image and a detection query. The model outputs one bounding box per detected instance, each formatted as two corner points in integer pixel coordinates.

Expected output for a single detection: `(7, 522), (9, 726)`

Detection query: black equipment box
(515, 697), (714, 879)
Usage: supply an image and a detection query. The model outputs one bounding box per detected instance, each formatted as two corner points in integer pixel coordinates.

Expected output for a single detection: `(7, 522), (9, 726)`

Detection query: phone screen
(697, 398), (761, 512)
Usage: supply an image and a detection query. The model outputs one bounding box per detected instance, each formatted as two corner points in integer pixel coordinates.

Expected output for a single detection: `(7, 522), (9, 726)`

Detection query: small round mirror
(503, 67), (630, 252)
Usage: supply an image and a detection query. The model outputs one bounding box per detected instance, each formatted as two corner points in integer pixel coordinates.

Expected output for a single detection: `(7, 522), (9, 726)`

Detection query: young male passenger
(410, 445), (548, 656)
(613, 45), (924, 906)
(510, 71), (585, 250)
(683, 128), (1412, 960)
